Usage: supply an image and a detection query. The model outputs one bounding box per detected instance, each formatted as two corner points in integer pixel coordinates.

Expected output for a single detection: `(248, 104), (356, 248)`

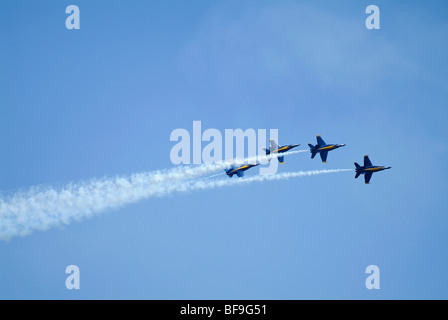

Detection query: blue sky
(1, 0), (447, 299)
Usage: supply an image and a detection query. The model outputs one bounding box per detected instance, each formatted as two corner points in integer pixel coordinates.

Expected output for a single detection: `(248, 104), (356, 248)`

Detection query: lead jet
(354, 155), (391, 184)
(308, 135), (345, 163)
(225, 163), (259, 178)
(262, 139), (300, 164)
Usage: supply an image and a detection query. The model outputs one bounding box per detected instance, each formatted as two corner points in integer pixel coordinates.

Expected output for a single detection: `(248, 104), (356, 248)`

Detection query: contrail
(138, 149), (307, 182)
(184, 169), (354, 192)
(0, 150), (327, 241)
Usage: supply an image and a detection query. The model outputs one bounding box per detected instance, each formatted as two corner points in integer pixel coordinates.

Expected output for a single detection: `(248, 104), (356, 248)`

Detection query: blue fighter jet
(354, 155), (391, 184)
(308, 135), (345, 163)
(225, 163), (259, 178)
(262, 139), (300, 164)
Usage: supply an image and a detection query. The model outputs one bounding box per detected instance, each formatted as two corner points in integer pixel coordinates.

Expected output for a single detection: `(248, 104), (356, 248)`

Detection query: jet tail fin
(262, 147), (270, 155)
(225, 165), (235, 177)
(355, 172), (361, 179)
(269, 139), (279, 152)
(354, 162), (361, 169)
(309, 144), (316, 159)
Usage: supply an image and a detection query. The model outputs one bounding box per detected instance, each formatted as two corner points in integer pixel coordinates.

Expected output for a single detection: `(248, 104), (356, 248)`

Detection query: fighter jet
(308, 135), (345, 163)
(354, 155), (391, 184)
(262, 139), (300, 164)
(225, 163), (259, 178)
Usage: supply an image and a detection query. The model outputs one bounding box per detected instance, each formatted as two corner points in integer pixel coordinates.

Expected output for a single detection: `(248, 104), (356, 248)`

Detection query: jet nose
(340, 144), (346, 147)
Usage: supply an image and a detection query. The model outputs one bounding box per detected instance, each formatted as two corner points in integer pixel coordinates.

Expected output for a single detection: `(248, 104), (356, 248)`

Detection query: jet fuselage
(354, 155), (391, 184)
(264, 144), (300, 155)
(225, 163), (259, 178)
(309, 135), (345, 163)
(313, 144), (345, 153)
(356, 166), (391, 174)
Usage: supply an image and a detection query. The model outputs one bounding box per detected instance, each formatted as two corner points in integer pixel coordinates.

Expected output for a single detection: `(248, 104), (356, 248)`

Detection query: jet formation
(224, 135), (391, 184)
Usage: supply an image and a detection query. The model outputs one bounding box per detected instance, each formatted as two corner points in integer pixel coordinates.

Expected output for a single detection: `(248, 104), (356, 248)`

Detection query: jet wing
(236, 171), (244, 178)
(320, 150), (328, 163)
(269, 139), (279, 152)
(277, 156), (284, 164)
(364, 172), (373, 184)
(364, 155), (372, 167)
(316, 135), (326, 146)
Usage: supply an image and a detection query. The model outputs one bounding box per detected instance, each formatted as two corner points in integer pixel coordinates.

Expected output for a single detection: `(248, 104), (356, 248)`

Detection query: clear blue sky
(1, 0), (447, 299)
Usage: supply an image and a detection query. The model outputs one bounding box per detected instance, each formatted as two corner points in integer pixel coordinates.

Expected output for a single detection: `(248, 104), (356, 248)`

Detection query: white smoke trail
(141, 149), (307, 182)
(0, 150), (324, 241)
(185, 169), (354, 192)
(230, 149), (307, 165)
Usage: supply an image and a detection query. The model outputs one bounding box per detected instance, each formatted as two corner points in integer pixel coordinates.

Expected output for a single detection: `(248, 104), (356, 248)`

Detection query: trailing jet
(262, 139), (300, 164)
(354, 155), (391, 184)
(308, 135), (345, 163)
(225, 163), (259, 178)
